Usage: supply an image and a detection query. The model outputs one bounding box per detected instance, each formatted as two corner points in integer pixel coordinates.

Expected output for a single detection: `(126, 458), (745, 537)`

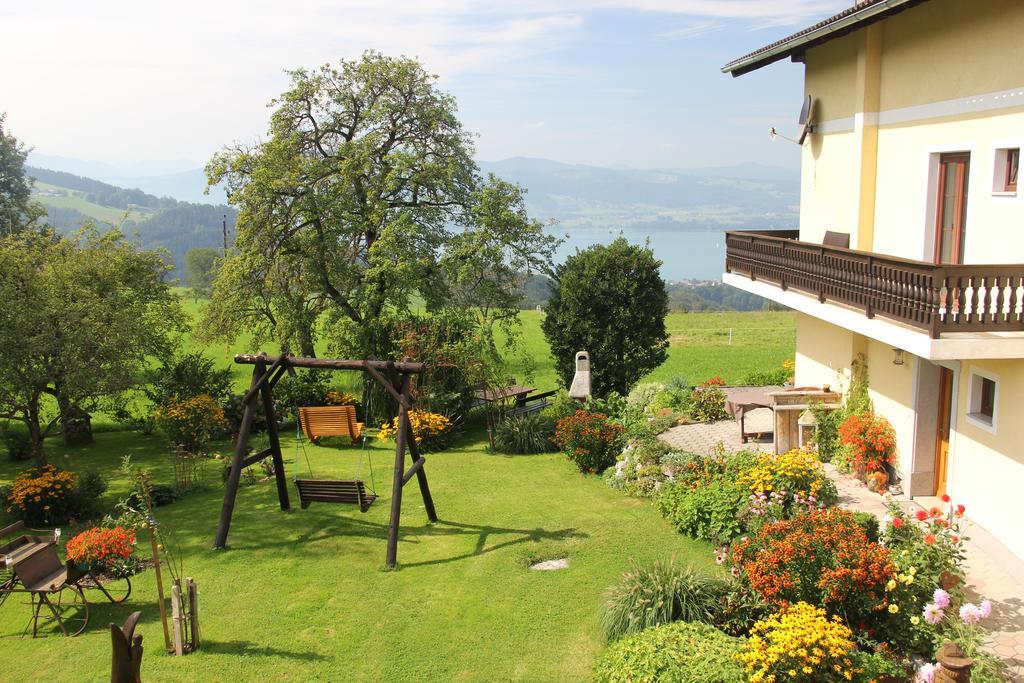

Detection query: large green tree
(184, 246), (220, 300)
(0, 114), (46, 235)
(0, 228), (186, 461)
(542, 238), (669, 397)
(203, 51), (558, 359)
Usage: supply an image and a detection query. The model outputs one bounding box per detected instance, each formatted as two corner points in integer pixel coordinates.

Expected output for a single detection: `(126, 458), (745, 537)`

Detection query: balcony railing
(725, 230), (1024, 338)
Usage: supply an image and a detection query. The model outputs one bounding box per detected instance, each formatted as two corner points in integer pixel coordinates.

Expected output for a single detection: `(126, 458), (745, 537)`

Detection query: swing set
(213, 353), (438, 568)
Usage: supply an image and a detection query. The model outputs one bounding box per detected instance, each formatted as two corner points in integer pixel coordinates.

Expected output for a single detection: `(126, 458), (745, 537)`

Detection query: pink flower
(960, 603), (982, 625)
(979, 600), (993, 619)
(933, 588), (951, 609)
(923, 603), (945, 625)
(730, 566), (740, 578)
(916, 662), (939, 683)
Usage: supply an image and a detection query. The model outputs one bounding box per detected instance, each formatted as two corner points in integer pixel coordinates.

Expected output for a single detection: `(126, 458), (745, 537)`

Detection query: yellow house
(722, 0), (1024, 561)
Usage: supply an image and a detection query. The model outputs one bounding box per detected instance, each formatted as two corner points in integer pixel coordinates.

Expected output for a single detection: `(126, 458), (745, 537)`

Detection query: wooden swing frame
(213, 352), (438, 568)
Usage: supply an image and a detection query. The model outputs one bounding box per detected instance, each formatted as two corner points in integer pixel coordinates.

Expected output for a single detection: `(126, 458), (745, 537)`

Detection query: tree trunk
(26, 398), (46, 465)
(56, 392), (93, 447)
(298, 328), (316, 358)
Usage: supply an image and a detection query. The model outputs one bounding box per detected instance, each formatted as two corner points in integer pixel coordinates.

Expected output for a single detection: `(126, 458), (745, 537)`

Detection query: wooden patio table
(724, 386), (783, 442)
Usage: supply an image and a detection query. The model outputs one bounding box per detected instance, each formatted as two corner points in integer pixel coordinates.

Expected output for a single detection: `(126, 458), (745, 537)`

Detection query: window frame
(1006, 147), (1019, 192)
(965, 367), (999, 434)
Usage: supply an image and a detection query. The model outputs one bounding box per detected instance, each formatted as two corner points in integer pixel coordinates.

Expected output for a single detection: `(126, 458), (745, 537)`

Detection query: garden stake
(149, 527), (171, 652)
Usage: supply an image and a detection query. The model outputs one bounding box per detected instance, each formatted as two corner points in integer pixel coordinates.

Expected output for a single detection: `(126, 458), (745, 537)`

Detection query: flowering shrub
(740, 602), (859, 683)
(378, 410), (453, 451)
(732, 509), (896, 622)
(154, 394), (228, 453)
(604, 439), (681, 497)
(689, 378), (728, 422)
(553, 410), (624, 473)
(737, 448), (837, 504)
(65, 526), (137, 573)
(838, 412), (896, 474)
(5, 465), (77, 525)
(325, 390), (359, 407)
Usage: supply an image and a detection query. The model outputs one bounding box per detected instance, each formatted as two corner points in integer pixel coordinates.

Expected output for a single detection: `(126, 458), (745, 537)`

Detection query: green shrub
(809, 402), (843, 462)
(851, 650), (907, 681)
(741, 367), (790, 386)
(592, 621), (745, 683)
(146, 351), (234, 406)
(626, 382), (664, 410)
(689, 380), (728, 423)
(553, 410), (625, 474)
(656, 479), (746, 543)
(493, 413), (555, 454)
(850, 510), (880, 542)
(274, 370), (332, 421)
(605, 438), (676, 497)
(602, 558), (728, 640)
(3, 424), (33, 462)
(709, 580), (772, 638)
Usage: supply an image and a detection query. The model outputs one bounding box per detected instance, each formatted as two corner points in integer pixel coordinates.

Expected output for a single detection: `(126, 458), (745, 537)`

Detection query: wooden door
(934, 154), (970, 265)
(934, 367), (954, 496)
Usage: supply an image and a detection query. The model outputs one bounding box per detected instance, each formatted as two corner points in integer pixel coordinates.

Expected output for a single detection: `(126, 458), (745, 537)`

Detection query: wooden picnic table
(473, 385), (535, 404)
(724, 386), (783, 442)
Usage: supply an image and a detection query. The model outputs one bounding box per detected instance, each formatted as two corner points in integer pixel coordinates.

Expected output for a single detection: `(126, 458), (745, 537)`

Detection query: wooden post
(110, 611), (144, 683)
(148, 528), (171, 653)
(186, 577), (200, 650)
(170, 580), (184, 656)
(405, 429), (437, 523)
(385, 372), (412, 569)
(260, 383), (290, 511)
(214, 362), (263, 549)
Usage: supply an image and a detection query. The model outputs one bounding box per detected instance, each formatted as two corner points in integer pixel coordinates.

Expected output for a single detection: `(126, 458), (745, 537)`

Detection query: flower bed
(553, 409), (624, 474)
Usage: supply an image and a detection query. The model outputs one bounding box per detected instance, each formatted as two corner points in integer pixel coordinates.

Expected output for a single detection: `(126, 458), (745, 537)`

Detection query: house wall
(949, 359), (1024, 561)
(794, 315), (855, 388)
(865, 338), (916, 480)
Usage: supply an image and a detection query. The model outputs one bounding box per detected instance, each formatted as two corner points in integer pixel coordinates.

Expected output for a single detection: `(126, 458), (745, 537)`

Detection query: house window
(993, 147), (1019, 194)
(966, 369), (998, 432)
(1007, 148), (1019, 192)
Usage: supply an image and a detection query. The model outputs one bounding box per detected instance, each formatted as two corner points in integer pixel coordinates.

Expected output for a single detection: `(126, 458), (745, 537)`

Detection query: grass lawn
(0, 428), (715, 681)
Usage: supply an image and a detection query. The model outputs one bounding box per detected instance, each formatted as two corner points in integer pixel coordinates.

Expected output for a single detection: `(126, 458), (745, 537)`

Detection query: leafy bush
(493, 413), (555, 454)
(741, 366), (790, 386)
(154, 394), (228, 453)
(222, 391), (276, 437)
(3, 424), (33, 462)
(126, 483), (179, 509)
(689, 379), (728, 422)
(274, 370), (332, 421)
(593, 621), (745, 683)
(810, 401), (843, 462)
(587, 392), (646, 432)
(709, 579), (772, 638)
(379, 409), (454, 452)
(657, 478), (746, 542)
(838, 411), (896, 474)
(602, 558), (728, 640)
(850, 510), (880, 542)
(626, 382), (664, 410)
(651, 376), (692, 415)
(146, 351), (234, 406)
(739, 602), (859, 683)
(553, 410), (624, 474)
(732, 509), (896, 623)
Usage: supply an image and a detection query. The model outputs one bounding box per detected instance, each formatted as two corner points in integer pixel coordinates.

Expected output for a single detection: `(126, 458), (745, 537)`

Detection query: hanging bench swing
(292, 400), (376, 512)
(213, 353), (437, 568)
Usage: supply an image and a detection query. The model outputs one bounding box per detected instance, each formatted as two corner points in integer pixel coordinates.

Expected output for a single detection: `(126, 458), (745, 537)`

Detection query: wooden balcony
(725, 230), (1024, 338)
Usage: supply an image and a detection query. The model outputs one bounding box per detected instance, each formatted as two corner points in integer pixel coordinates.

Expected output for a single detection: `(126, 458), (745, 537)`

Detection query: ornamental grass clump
(593, 621), (745, 683)
(732, 508), (896, 623)
(553, 409), (624, 474)
(601, 558), (727, 640)
(739, 601), (859, 683)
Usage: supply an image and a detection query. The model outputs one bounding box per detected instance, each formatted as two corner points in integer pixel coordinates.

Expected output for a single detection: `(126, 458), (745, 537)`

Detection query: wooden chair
(823, 230), (850, 248)
(12, 543), (89, 636)
(298, 406), (363, 444)
(294, 478), (377, 512)
(111, 611), (144, 683)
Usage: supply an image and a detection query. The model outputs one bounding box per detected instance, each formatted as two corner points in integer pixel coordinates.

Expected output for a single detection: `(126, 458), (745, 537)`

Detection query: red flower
(941, 494), (951, 503)
(892, 518), (904, 529)
(929, 507), (942, 518)
(923, 534), (936, 545)
(915, 510), (929, 522)
(951, 535), (959, 543)
(955, 504), (966, 517)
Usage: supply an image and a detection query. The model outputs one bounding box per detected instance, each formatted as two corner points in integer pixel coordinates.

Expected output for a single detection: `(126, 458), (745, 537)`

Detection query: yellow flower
(888, 604), (899, 614)
(886, 579), (897, 591)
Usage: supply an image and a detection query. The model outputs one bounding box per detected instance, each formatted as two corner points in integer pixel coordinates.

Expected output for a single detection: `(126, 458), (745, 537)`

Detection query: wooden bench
(298, 406), (363, 444)
(294, 479), (376, 512)
(507, 390), (557, 417)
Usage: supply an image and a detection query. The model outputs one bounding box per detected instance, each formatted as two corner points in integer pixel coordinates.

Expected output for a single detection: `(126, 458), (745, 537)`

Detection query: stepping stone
(530, 558), (569, 571)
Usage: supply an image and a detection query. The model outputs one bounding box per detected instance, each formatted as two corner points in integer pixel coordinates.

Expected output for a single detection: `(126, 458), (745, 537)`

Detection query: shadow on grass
(203, 639), (330, 661)
(223, 514), (586, 569)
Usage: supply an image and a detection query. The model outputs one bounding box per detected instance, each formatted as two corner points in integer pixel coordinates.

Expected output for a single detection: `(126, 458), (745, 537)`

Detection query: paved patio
(659, 408), (1024, 680)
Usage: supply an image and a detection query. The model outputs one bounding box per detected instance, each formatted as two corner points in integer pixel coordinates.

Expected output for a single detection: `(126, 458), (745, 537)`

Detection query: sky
(0, 0), (850, 172)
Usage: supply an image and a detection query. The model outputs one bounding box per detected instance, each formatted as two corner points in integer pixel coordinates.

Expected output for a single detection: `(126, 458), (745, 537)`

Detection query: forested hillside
(28, 166), (235, 277)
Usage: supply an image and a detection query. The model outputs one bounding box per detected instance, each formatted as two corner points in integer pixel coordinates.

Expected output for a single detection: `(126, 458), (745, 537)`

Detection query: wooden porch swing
(213, 353), (438, 568)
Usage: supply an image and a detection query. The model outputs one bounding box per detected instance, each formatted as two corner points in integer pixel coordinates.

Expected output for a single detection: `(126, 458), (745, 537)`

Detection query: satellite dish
(797, 95), (815, 145)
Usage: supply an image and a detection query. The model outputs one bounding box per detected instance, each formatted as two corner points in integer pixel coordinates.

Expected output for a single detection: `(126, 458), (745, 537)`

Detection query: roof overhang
(722, 0), (929, 77)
